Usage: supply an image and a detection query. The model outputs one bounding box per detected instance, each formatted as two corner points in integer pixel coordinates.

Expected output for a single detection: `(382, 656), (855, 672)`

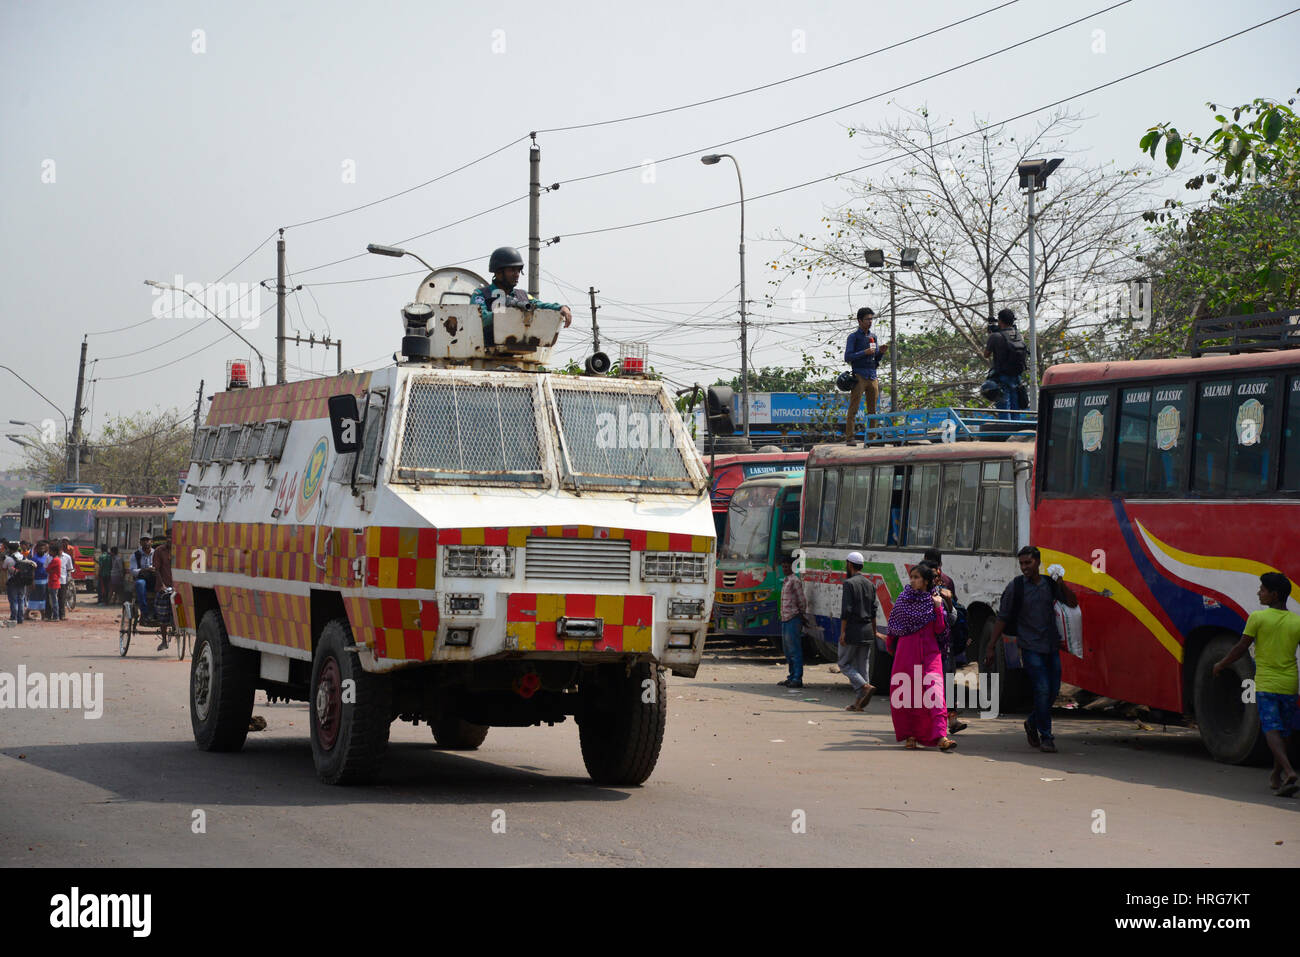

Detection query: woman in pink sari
(886, 563), (956, 751)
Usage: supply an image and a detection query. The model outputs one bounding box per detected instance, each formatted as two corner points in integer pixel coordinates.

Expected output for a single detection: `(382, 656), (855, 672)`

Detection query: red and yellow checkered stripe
(216, 585), (312, 652)
(506, 593), (653, 652)
(205, 371), (371, 426)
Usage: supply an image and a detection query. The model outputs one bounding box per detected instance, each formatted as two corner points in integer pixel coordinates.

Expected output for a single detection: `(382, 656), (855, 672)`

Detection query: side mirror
(327, 394), (361, 454)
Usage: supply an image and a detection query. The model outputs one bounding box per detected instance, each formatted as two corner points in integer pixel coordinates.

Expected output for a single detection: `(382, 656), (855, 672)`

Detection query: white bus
(798, 435), (1035, 703)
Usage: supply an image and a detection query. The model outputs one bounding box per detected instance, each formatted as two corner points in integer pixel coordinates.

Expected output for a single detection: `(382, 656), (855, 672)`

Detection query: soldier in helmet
(470, 246), (572, 346)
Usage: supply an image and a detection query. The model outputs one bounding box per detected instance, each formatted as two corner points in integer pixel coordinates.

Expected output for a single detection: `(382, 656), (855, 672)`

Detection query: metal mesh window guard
(552, 386), (691, 486)
(398, 378), (543, 482)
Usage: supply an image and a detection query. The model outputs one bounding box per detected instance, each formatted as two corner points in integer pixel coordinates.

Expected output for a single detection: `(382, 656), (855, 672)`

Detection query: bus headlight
(668, 598), (706, 619)
(444, 545), (515, 578)
(641, 551), (708, 583)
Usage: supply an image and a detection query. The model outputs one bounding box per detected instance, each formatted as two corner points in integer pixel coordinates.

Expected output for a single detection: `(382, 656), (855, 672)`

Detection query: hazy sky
(2, 0), (1296, 470)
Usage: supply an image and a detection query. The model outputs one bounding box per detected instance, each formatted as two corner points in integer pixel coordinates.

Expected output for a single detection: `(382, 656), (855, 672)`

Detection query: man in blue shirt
(470, 246), (571, 347)
(843, 307), (886, 445)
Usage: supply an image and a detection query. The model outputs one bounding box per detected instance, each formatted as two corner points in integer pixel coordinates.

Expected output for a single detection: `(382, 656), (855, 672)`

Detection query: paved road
(1, 605), (1295, 866)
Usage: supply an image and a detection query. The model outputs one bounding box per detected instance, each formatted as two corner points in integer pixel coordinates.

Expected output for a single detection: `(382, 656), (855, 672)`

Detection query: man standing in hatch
(470, 246), (572, 347)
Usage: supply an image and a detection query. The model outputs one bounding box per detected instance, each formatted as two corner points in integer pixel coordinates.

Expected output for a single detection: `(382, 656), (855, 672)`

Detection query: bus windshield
(721, 485), (778, 561)
(49, 504), (95, 544)
(0, 514), (18, 541)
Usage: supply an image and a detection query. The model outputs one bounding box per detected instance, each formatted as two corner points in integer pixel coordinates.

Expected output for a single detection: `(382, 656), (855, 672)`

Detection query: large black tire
(190, 609), (257, 752)
(1193, 633), (1270, 765)
(309, 618), (392, 785)
(578, 661), (667, 786)
(432, 717), (490, 750)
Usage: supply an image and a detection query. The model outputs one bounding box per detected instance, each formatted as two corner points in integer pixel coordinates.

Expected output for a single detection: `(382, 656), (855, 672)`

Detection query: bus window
(721, 485), (778, 562)
(1194, 379), (1234, 494)
(905, 464), (940, 546)
(953, 462), (979, 549)
(866, 466), (892, 546)
(1075, 390), (1112, 495)
(851, 468), (872, 544)
(779, 490), (801, 555)
(1228, 377), (1275, 494)
(937, 464), (961, 549)
(802, 469), (823, 542)
(975, 460), (1016, 554)
(819, 469), (840, 544)
(1116, 387), (1151, 493)
(1044, 392), (1078, 492)
(1146, 383), (1190, 493)
(1283, 376), (1300, 491)
(835, 467), (861, 545)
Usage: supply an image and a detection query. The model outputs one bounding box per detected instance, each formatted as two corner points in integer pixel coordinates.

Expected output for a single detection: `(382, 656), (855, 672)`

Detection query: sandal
(1279, 776), (1299, 798)
(904, 737), (918, 750)
(939, 737), (958, 752)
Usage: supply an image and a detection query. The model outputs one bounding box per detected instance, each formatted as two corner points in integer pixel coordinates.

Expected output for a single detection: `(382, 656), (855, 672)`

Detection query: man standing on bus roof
(985, 546), (1077, 753)
(470, 247), (572, 348)
(778, 556), (808, 688)
(1213, 572), (1300, 796)
(984, 309), (1029, 420)
(844, 307), (885, 445)
(840, 552), (882, 711)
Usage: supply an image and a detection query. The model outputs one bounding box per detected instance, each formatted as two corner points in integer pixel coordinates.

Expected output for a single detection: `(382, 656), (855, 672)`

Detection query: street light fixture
(0, 366), (74, 480)
(700, 153), (750, 442)
(1016, 157), (1063, 410)
(144, 280), (269, 386)
(365, 243), (440, 274)
(864, 249), (922, 414)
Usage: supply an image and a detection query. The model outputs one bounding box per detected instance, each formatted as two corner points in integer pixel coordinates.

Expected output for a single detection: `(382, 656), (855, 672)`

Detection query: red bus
(1032, 349), (1300, 763)
(706, 450), (807, 540)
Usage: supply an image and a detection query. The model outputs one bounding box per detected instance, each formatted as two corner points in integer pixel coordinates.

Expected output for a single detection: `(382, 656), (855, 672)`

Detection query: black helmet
(836, 371), (856, 392)
(979, 377), (1004, 402)
(488, 246), (525, 273)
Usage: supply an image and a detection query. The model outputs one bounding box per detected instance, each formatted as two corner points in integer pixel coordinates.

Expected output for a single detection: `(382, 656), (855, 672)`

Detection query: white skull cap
(846, 552), (864, 565)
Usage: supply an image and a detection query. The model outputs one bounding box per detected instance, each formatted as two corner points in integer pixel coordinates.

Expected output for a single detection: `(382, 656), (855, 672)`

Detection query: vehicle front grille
(722, 572), (737, 587)
(525, 537), (631, 582)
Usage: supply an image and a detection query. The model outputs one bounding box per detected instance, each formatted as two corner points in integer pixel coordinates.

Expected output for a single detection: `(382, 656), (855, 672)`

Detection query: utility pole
(528, 137), (540, 298)
(1026, 186), (1040, 410)
(68, 337), (88, 483)
(281, 333), (344, 376)
(276, 228), (287, 385)
(588, 287), (601, 354)
(888, 273), (897, 412)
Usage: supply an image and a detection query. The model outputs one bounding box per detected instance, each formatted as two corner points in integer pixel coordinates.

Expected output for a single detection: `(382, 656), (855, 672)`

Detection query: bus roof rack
(858, 407), (1036, 445)
(1190, 310), (1300, 357)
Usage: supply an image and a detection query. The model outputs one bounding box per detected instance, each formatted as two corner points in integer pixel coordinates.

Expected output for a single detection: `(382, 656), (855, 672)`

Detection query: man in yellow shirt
(1213, 572), (1300, 796)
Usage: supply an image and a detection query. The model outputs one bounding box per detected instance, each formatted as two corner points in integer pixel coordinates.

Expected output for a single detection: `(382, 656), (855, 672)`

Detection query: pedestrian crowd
(778, 545), (1299, 791)
(1, 536), (155, 625)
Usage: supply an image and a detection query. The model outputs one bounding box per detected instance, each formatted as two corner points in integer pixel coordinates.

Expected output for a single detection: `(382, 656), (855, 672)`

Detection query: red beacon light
(225, 359), (251, 390)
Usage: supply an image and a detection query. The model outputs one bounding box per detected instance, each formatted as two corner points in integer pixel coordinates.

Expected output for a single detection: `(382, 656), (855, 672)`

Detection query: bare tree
(20, 407), (192, 495)
(773, 107), (1163, 374)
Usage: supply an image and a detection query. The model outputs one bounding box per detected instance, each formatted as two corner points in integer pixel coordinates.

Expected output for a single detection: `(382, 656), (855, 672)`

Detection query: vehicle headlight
(444, 545), (515, 578)
(668, 598), (706, 619)
(641, 551), (708, 583)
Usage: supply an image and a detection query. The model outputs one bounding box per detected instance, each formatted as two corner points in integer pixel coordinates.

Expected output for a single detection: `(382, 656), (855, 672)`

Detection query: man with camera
(984, 308), (1029, 419)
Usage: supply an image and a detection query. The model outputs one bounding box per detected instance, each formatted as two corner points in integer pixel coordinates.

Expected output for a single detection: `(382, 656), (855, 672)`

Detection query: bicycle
(118, 586), (177, 658)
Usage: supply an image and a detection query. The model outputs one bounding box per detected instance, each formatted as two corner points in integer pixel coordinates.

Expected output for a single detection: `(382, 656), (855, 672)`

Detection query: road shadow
(0, 738), (633, 807)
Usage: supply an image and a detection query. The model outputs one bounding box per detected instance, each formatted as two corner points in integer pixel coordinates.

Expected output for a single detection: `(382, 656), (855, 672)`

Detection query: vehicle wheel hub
(316, 657), (342, 751)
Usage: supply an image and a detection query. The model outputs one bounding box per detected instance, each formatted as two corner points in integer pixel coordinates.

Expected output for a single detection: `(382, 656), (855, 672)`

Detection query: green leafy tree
(19, 408), (193, 495)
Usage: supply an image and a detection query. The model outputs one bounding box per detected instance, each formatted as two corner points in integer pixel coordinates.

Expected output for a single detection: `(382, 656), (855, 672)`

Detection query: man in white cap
(840, 552), (881, 711)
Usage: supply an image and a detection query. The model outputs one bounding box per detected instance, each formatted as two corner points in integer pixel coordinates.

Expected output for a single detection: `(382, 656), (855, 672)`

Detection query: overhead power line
(555, 9), (1300, 242)
(534, 0), (1022, 134)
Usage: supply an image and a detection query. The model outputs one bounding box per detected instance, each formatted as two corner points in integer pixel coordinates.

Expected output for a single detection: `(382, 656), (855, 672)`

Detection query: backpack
(1000, 329), (1029, 376)
(11, 557), (35, 587)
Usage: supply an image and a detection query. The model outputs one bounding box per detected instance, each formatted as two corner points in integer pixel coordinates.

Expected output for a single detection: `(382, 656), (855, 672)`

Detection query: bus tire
(190, 609), (257, 752)
(309, 618), (392, 785)
(812, 629), (839, 665)
(432, 717), (489, 750)
(578, 661), (666, 786)
(1192, 633), (1270, 765)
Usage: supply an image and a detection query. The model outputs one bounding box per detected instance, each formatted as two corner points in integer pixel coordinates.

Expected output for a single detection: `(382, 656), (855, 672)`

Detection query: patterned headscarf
(887, 583), (936, 637)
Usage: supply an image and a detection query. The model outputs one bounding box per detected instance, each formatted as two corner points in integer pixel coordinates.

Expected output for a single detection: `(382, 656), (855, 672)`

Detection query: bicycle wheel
(118, 603), (132, 657)
(67, 588), (77, 612)
(175, 625), (187, 661)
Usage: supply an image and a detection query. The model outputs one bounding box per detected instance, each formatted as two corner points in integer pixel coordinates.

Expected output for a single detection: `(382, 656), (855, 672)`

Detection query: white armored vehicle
(174, 262), (715, 785)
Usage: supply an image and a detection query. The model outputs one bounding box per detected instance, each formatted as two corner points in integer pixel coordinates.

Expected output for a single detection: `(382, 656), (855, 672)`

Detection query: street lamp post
(865, 248), (920, 413)
(0, 366), (73, 481)
(143, 280), (269, 386)
(701, 153), (749, 441)
(1015, 158), (1063, 410)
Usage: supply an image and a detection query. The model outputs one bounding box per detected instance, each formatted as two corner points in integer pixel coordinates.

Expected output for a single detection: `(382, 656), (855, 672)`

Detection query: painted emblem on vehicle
(1154, 405), (1180, 451)
(297, 437), (329, 519)
(1235, 399), (1263, 446)
(1080, 409), (1105, 453)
